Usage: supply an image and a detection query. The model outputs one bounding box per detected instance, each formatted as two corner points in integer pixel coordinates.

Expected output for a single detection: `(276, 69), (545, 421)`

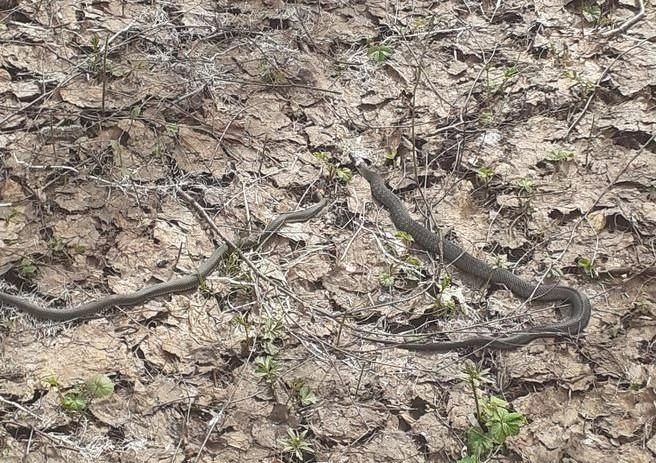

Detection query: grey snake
(355, 159), (591, 351)
(0, 200), (327, 320)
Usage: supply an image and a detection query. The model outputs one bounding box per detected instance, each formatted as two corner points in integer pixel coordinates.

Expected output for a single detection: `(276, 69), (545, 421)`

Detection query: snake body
(356, 161), (591, 351)
(0, 200), (326, 321)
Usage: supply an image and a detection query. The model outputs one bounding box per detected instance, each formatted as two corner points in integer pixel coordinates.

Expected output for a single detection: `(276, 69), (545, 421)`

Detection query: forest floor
(1, 1), (655, 462)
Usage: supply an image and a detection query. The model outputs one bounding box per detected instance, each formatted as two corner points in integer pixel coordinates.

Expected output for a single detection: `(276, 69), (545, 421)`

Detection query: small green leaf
(378, 266), (396, 288)
(86, 374), (114, 399)
(476, 167), (495, 183)
(395, 231), (414, 246)
(582, 5), (601, 23)
(335, 167), (352, 183)
(466, 426), (494, 457)
(367, 45), (393, 63)
(19, 257), (37, 279)
(577, 256), (598, 278)
(43, 375), (62, 388)
(298, 385), (317, 405)
(254, 355), (281, 383)
(312, 151), (329, 162)
(61, 392), (87, 412)
(516, 178), (535, 193)
(130, 106), (142, 119)
(547, 149), (576, 162)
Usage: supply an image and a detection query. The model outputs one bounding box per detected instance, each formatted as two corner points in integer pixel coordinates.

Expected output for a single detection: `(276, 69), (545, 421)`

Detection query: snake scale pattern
(356, 159), (591, 351)
(0, 200), (327, 320)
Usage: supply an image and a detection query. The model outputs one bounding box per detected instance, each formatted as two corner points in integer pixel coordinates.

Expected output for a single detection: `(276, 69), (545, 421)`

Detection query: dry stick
(566, 37), (650, 138)
(600, 0), (645, 38)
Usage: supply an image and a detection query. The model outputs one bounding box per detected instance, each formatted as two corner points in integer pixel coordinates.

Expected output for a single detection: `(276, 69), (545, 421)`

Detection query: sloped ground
(1, 1), (655, 462)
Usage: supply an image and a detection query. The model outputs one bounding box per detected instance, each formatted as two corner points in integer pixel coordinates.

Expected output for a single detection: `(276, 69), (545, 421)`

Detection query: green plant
(19, 257), (37, 279)
(479, 110), (495, 126)
(476, 167), (495, 184)
(489, 253), (510, 270)
(254, 355), (281, 384)
(86, 34), (103, 73)
(130, 105), (142, 119)
(261, 317), (285, 354)
(438, 275), (452, 292)
(259, 62), (285, 84)
(289, 378), (318, 406)
(547, 149), (576, 162)
(577, 256), (598, 278)
(313, 151), (352, 183)
(394, 231), (414, 247)
(581, 5), (602, 24)
(432, 291), (458, 316)
(503, 65), (519, 79)
(45, 373), (115, 413)
(233, 313), (252, 336)
(516, 178), (535, 194)
(367, 44), (392, 63)
(48, 237), (66, 253)
(378, 265), (397, 288)
(197, 275), (212, 297)
(562, 70), (596, 98)
(6, 207), (20, 222)
(384, 146), (398, 160)
(279, 427), (314, 461)
(457, 362), (526, 462)
(86, 374), (115, 398)
(482, 63), (520, 96)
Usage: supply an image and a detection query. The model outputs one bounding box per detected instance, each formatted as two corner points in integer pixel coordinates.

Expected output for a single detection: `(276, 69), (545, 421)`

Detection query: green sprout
(581, 5), (602, 24)
(290, 378), (318, 406)
(476, 167), (495, 184)
(577, 256), (598, 278)
(367, 45), (393, 63)
(279, 427), (314, 461)
(516, 178), (535, 194)
(45, 373), (115, 413)
(457, 362), (526, 462)
(378, 265), (397, 288)
(395, 231), (414, 247)
(19, 257), (37, 279)
(254, 355), (281, 384)
(548, 149), (576, 162)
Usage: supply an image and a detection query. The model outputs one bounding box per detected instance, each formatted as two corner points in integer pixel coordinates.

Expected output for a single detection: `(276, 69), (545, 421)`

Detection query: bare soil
(1, 1), (655, 462)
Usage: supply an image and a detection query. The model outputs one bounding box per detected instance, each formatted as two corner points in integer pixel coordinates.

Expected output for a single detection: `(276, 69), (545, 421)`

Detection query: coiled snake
(0, 200), (327, 320)
(355, 159), (591, 351)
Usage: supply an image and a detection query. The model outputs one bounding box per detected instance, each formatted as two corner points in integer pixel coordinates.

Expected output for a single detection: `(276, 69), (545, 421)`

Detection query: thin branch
(600, 0), (645, 38)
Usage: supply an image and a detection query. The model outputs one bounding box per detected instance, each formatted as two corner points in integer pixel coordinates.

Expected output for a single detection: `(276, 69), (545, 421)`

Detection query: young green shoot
(547, 149), (576, 162)
(45, 373), (115, 413)
(516, 178), (536, 194)
(378, 265), (397, 288)
(581, 5), (602, 24)
(254, 355), (281, 384)
(313, 151), (352, 183)
(476, 167), (495, 184)
(577, 256), (598, 278)
(19, 257), (37, 279)
(279, 427), (314, 461)
(394, 231), (414, 247)
(367, 45), (393, 63)
(457, 362), (526, 462)
(289, 378), (318, 406)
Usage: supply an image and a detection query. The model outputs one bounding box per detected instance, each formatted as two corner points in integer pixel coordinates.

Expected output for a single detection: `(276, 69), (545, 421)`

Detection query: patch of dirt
(1, 1), (655, 462)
